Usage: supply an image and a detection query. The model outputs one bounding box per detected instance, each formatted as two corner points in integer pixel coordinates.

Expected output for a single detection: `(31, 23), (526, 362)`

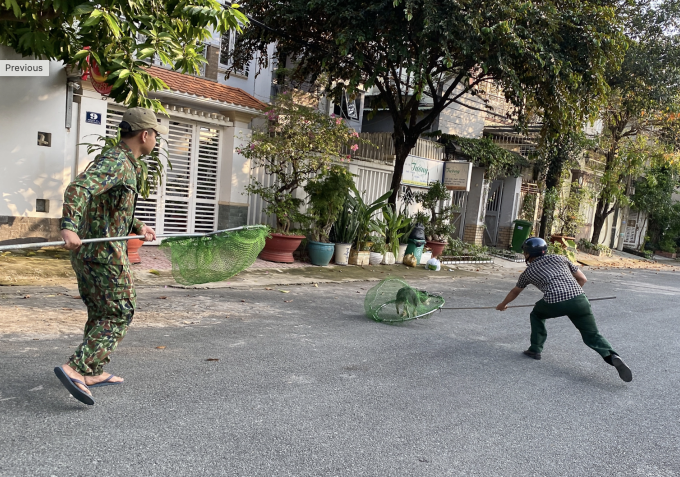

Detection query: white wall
(216, 43), (275, 105)
(222, 121), (252, 205)
(437, 85), (485, 139)
(0, 47), (74, 219)
(75, 95), (108, 174)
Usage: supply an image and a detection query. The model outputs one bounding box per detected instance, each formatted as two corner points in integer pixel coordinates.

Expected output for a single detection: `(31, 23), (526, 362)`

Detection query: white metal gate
(451, 191), (468, 239)
(484, 180), (504, 246)
(106, 109), (221, 237)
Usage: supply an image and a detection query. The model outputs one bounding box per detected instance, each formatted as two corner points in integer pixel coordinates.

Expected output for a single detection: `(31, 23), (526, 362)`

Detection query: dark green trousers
(528, 294), (616, 359)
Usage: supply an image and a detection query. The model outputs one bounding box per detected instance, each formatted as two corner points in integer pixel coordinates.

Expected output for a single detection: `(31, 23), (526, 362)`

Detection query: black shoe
(523, 350), (541, 360)
(611, 355), (633, 382)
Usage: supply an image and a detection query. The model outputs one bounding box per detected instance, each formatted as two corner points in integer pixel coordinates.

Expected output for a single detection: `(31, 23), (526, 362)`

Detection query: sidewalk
(1, 244), (677, 288)
(133, 246), (527, 289)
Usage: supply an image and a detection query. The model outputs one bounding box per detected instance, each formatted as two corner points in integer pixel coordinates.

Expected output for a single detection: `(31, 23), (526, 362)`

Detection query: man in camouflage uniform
(54, 107), (168, 405)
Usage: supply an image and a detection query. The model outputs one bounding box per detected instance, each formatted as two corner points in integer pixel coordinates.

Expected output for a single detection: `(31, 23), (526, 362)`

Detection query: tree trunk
(590, 196), (612, 244)
(538, 153), (564, 239)
(387, 132), (420, 207)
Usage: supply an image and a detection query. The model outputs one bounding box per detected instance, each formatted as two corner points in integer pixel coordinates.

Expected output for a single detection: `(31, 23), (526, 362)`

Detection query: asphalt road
(1, 268), (679, 476)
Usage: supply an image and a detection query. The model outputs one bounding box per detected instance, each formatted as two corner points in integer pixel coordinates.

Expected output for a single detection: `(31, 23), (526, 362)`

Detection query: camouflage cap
(120, 107), (169, 135)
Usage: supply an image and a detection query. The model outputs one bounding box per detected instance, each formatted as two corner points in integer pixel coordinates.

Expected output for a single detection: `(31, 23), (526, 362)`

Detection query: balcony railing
(342, 133), (445, 163)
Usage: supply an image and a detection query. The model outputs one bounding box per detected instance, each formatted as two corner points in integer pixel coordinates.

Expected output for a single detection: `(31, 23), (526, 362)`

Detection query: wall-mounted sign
(401, 156), (445, 187)
(443, 161), (473, 191)
(86, 112), (102, 125)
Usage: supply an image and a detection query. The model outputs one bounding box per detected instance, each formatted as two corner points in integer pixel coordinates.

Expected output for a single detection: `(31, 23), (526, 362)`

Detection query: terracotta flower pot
(425, 240), (447, 258)
(259, 233), (305, 263)
(127, 234), (144, 264)
(549, 234), (575, 246)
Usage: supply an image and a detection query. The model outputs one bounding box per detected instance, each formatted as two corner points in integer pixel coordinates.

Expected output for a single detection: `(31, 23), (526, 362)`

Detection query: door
(484, 180), (504, 246)
(624, 210), (640, 246)
(450, 191), (468, 239)
(106, 109), (221, 238)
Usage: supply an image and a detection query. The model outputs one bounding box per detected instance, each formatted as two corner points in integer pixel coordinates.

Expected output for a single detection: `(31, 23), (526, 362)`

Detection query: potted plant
(304, 166), (356, 266)
(347, 187), (392, 265)
(383, 205), (412, 264)
(369, 236), (387, 265)
(548, 182), (591, 245)
(414, 181), (457, 257)
(240, 93), (363, 263)
(330, 196), (360, 266)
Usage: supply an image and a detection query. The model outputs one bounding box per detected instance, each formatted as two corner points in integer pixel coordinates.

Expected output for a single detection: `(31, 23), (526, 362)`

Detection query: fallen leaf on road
(206, 358), (219, 361)
(72, 295), (81, 299)
(23, 295), (30, 299)
(265, 287), (273, 290)
(279, 290), (290, 293)
(156, 346), (166, 349)
(241, 299), (246, 302)
(61, 308), (73, 311)
(149, 269), (160, 276)
(157, 296), (167, 299)
(284, 300), (293, 303)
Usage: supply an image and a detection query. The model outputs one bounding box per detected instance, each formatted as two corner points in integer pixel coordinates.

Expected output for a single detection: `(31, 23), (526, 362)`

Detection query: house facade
(0, 45), (267, 245)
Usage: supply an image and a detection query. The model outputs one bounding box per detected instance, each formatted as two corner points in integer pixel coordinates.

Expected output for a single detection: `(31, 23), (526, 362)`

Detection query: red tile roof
(148, 66), (267, 111)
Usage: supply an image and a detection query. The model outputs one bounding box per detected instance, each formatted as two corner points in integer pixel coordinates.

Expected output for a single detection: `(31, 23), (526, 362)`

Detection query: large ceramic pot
(426, 240), (447, 258)
(259, 233), (305, 263)
(369, 252), (384, 265)
(396, 243), (408, 263)
(127, 234), (144, 264)
(307, 240), (335, 266)
(334, 243), (352, 266)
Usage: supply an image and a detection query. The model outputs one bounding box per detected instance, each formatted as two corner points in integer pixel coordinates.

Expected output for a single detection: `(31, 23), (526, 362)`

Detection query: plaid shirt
(516, 255), (583, 304)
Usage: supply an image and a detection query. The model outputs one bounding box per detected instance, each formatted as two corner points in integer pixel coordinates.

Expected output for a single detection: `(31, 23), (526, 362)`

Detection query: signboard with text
(443, 161), (473, 191)
(401, 156), (445, 187)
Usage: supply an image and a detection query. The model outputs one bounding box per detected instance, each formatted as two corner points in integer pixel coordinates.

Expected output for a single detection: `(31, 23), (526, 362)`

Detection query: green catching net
(364, 277), (445, 323)
(159, 226), (269, 285)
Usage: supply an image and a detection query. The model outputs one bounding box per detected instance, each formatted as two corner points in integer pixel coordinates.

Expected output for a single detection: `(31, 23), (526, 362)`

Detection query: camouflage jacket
(61, 142), (145, 264)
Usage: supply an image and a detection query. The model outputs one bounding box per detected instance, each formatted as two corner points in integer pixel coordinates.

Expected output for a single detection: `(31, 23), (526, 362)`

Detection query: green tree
(535, 127), (593, 238)
(631, 159), (680, 249)
(240, 93), (362, 233)
(0, 0), (247, 110)
(589, 0), (680, 243)
(236, 0), (628, 206)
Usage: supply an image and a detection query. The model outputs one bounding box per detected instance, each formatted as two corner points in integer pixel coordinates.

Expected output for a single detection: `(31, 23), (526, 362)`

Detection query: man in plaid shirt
(496, 237), (632, 382)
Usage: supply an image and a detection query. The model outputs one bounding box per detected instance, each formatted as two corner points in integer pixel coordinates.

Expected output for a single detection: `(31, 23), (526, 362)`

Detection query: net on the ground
(159, 226), (269, 285)
(364, 277), (445, 323)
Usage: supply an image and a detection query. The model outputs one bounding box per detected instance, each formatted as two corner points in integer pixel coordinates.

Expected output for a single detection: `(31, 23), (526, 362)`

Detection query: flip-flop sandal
(53, 366), (95, 405)
(88, 374), (123, 388)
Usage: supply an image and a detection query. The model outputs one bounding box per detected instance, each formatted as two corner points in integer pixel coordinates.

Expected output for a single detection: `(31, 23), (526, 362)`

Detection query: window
(219, 29), (249, 77)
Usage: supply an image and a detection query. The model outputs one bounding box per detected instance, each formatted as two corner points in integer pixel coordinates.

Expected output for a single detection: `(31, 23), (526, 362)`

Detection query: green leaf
(103, 13), (121, 38)
(138, 47), (156, 59)
(82, 9), (103, 27)
(73, 4), (94, 15)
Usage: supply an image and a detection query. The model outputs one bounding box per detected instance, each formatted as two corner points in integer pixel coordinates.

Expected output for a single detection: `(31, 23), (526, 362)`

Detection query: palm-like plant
(348, 186), (392, 251)
(383, 205), (411, 257)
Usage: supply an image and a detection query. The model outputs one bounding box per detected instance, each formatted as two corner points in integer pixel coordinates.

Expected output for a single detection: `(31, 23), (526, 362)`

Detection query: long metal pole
(440, 296), (616, 311)
(0, 225), (267, 251)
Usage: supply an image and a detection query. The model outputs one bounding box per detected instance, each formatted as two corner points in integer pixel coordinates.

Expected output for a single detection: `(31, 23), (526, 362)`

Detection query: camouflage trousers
(68, 259), (136, 376)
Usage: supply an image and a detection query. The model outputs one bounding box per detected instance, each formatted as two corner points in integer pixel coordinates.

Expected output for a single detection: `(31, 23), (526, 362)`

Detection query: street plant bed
(577, 240), (613, 258)
(439, 255), (493, 264)
(654, 250), (677, 259)
(489, 248), (524, 262)
(577, 245), (613, 257)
